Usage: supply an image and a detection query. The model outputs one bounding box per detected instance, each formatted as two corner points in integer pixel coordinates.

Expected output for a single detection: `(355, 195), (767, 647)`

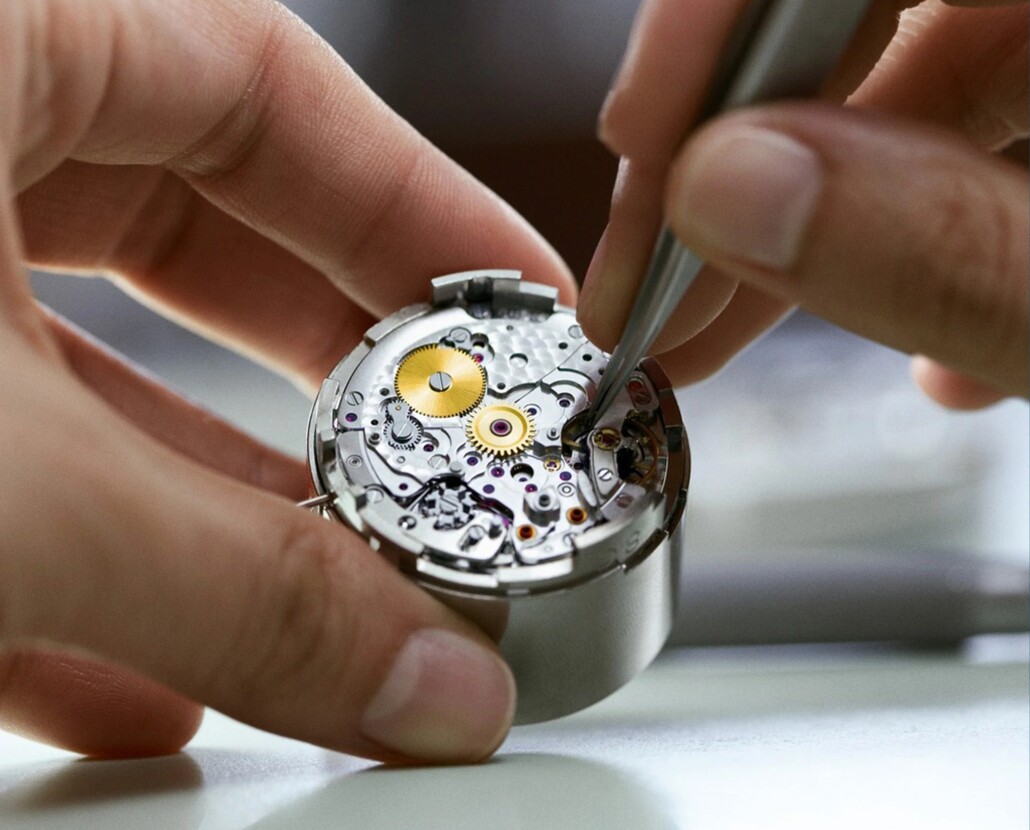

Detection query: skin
(578, 0), (1028, 410)
(0, 0), (574, 762)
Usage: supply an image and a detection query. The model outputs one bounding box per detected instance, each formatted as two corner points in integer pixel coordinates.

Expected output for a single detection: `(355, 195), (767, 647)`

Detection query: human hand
(578, 0), (1027, 409)
(1, 0), (574, 763)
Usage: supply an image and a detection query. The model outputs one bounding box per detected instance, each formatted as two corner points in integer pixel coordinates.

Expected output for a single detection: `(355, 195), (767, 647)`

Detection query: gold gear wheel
(466, 404), (536, 457)
(395, 345), (486, 418)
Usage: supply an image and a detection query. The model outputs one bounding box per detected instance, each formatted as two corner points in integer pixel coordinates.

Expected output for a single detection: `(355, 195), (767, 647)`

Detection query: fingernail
(668, 125), (824, 270)
(362, 629), (516, 762)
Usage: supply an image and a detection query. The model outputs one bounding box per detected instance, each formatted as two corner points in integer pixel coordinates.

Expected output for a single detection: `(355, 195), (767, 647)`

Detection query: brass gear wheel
(395, 345), (486, 418)
(466, 404), (536, 457)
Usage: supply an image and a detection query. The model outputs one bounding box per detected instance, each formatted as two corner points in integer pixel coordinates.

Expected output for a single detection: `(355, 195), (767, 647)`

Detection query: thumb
(1, 367), (515, 764)
(663, 103), (1028, 399)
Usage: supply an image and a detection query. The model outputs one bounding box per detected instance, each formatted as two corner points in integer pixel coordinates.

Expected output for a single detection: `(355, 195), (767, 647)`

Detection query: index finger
(598, 0), (905, 164)
(6, 0), (574, 317)
(579, 0), (906, 351)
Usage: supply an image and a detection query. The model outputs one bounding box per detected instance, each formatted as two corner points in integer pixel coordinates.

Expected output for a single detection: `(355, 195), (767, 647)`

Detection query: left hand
(0, 0), (574, 763)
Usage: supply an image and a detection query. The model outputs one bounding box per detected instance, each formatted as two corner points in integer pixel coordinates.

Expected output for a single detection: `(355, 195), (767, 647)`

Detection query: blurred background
(32, 0), (1029, 608)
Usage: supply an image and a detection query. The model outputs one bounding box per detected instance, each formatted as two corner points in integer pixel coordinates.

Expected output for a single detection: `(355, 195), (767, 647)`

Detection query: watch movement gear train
(307, 270), (689, 723)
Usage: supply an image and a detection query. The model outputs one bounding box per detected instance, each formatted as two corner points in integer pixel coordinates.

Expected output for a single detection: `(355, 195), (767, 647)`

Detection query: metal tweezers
(587, 0), (875, 426)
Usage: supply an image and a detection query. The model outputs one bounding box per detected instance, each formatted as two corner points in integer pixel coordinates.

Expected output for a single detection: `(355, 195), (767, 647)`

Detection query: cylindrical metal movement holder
(307, 271), (689, 723)
(437, 528), (682, 723)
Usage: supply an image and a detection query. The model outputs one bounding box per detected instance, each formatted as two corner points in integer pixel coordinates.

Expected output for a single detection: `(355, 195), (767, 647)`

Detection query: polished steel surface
(429, 532), (679, 724)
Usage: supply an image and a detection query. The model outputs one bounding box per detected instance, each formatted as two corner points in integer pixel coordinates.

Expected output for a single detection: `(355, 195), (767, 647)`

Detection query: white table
(2, 637), (1026, 830)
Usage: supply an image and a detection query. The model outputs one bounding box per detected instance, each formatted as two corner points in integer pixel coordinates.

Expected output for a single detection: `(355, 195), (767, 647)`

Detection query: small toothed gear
(381, 398), (424, 449)
(395, 344), (486, 418)
(386, 418), (423, 449)
(466, 403), (536, 457)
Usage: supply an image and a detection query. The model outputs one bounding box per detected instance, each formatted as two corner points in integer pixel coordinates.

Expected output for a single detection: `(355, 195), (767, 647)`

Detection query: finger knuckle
(168, 5), (290, 182)
(293, 306), (366, 387)
(904, 170), (1023, 367)
(240, 442), (303, 501)
(221, 514), (356, 703)
(334, 139), (430, 284)
(963, 18), (1029, 150)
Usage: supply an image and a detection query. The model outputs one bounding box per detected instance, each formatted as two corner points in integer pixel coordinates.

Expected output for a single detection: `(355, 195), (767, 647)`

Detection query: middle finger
(19, 161), (375, 393)
(850, 1), (1029, 150)
(581, 0), (905, 353)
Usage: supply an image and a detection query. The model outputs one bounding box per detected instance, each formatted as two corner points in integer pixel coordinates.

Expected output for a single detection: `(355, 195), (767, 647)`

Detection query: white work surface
(1, 637), (1027, 830)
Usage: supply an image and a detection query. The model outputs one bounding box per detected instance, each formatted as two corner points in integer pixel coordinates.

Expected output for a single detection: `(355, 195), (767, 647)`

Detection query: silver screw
(391, 420), (415, 442)
(428, 372), (453, 392)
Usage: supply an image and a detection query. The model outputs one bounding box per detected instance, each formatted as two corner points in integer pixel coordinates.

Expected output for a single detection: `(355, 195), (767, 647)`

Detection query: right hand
(578, 0), (1028, 409)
